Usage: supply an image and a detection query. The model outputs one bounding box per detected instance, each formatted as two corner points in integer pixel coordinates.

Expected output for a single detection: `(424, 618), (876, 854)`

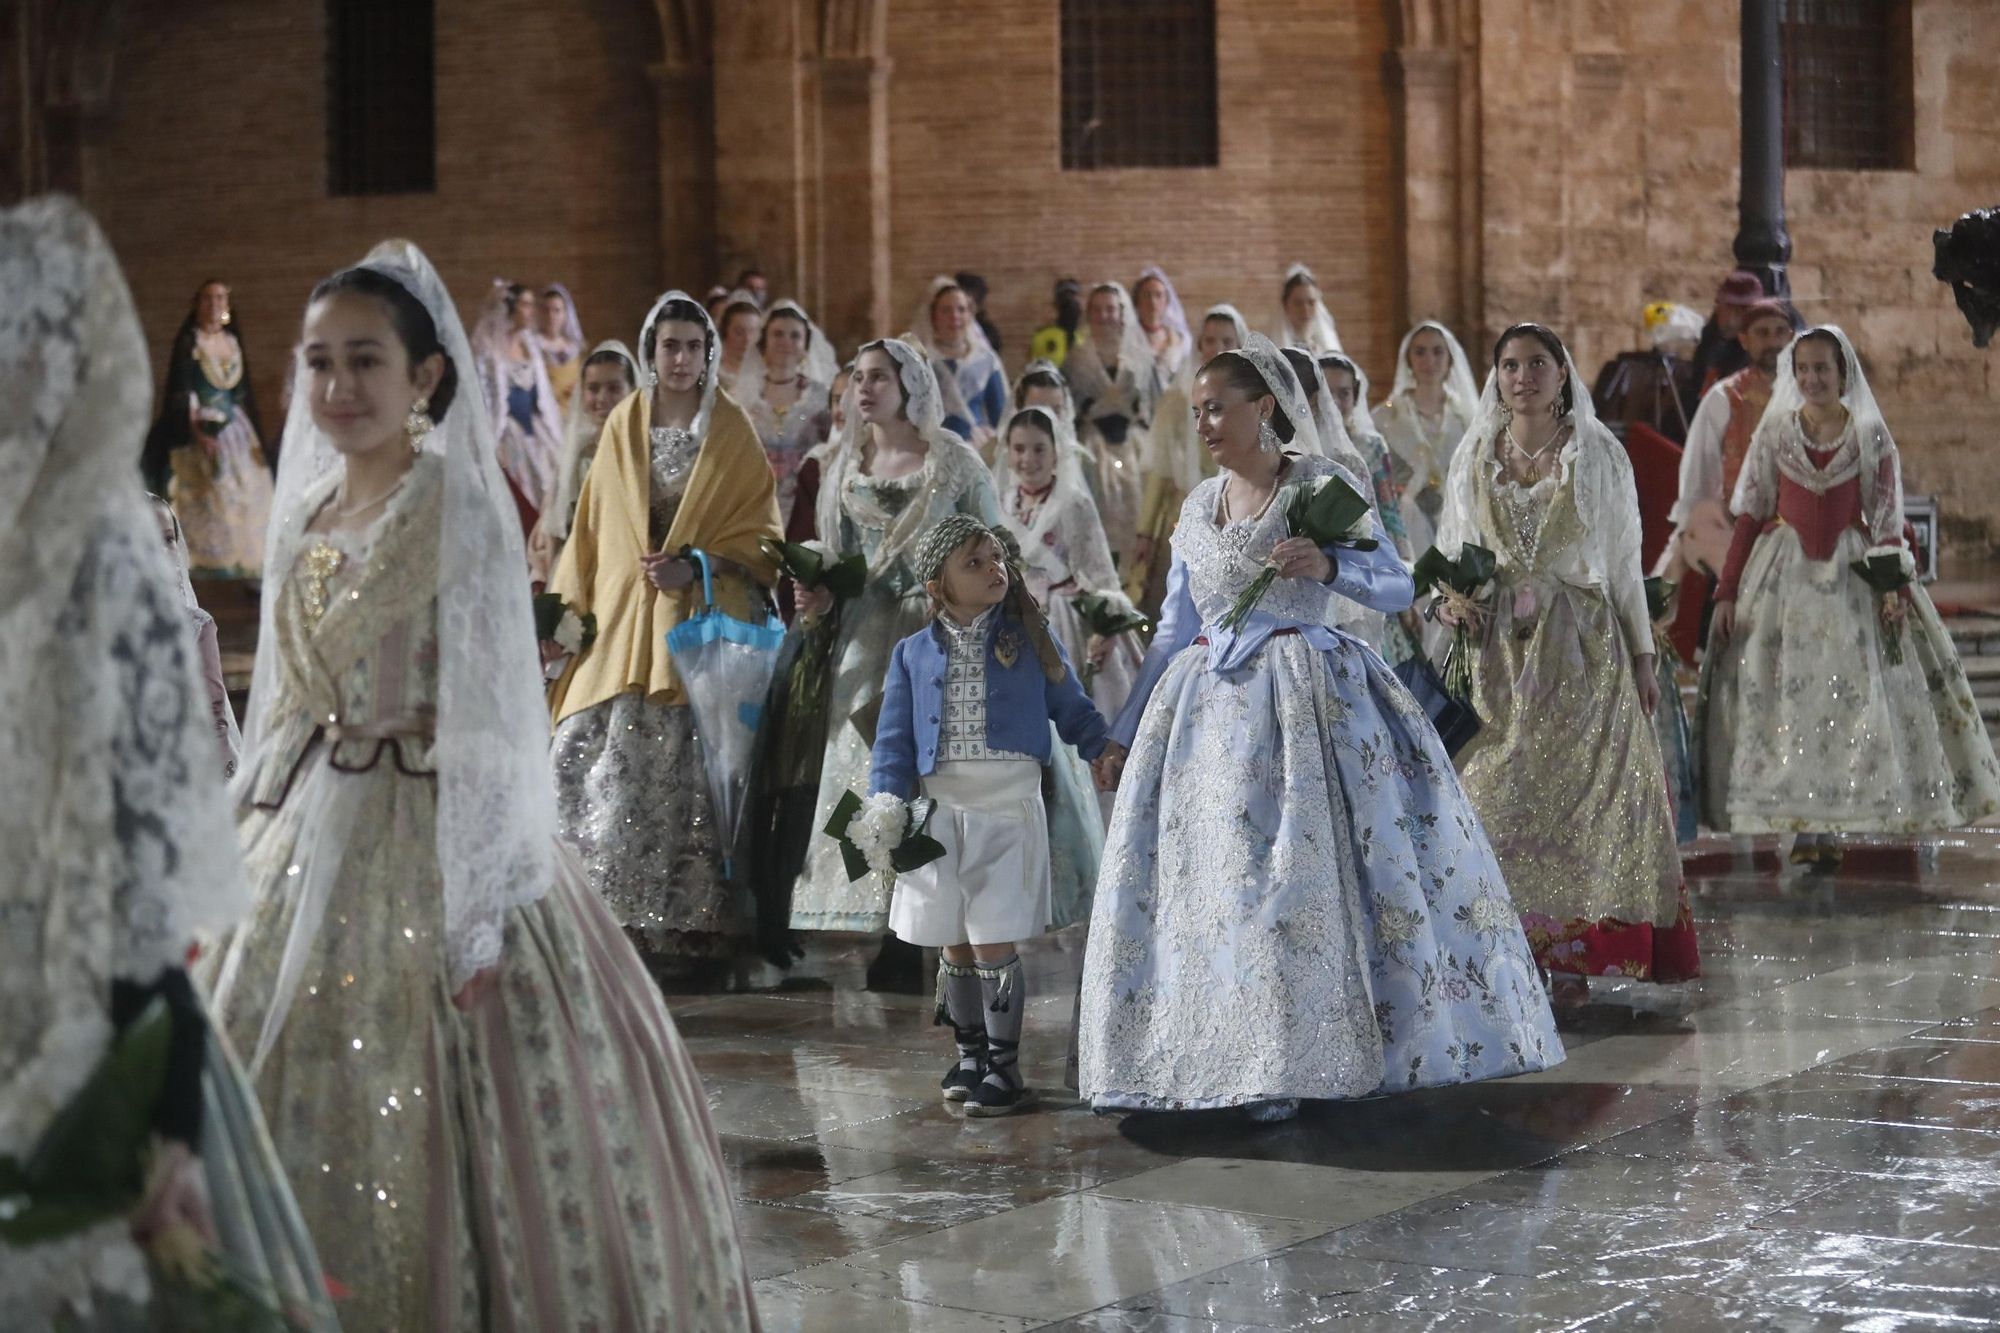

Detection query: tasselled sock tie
(939, 959), (987, 1077)
(975, 954), (1025, 1092)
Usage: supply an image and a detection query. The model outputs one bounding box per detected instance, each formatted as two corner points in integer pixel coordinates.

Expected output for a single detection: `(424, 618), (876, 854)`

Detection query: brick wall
(88, 0), (666, 429)
(882, 0), (1403, 386)
(1477, 0), (2000, 549)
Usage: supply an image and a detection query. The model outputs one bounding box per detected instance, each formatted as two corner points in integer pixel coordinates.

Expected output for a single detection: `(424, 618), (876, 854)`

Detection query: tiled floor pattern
(675, 834), (2000, 1330)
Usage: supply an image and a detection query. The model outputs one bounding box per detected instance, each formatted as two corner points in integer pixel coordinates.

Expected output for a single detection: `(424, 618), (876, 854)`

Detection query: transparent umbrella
(665, 549), (786, 878)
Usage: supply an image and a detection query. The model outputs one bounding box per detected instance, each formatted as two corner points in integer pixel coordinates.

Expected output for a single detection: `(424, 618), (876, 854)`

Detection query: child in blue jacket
(871, 513), (1110, 1116)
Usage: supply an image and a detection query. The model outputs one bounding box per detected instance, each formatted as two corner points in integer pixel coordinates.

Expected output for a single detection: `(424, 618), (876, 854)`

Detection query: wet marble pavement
(673, 832), (2000, 1331)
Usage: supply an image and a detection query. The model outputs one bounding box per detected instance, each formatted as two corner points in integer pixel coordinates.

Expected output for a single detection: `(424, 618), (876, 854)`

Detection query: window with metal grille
(1781, 0), (1914, 171)
(1060, 0), (1218, 171)
(326, 0), (436, 196)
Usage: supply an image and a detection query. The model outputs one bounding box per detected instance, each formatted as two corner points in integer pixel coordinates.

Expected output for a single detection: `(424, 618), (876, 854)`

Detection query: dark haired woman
(716, 297), (761, 387)
(1268, 261), (1342, 355)
(203, 249), (759, 1330)
(471, 278), (564, 529)
(546, 292), (781, 965)
(1435, 323), (1697, 997)
(1080, 334), (1561, 1119)
(141, 277), (274, 576)
(1702, 326), (2000, 861)
(528, 338), (640, 585)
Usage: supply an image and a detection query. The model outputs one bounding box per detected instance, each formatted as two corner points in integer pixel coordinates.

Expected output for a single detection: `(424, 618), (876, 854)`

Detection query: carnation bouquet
(1412, 542), (1497, 703)
(1850, 544), (1918, 665)
(1216, 473), (1377, 635)
(824, 790), (946, 883)
(1071, 591), (1151, 694)
(532, 591), (598, 656)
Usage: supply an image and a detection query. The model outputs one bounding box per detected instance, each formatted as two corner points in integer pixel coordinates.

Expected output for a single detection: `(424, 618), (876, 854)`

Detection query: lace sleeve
(1729, 428), (1781, 522)
(1863, 425), (1906, 544)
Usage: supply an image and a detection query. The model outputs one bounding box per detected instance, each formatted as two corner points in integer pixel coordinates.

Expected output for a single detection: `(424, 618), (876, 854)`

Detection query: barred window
(1060, 0), (1218, 171)
(1781, 0), (1914, 171)
(326, 0), (436, 196)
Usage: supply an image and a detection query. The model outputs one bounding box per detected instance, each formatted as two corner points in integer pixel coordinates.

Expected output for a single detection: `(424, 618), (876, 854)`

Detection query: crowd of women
(12, 188), (1998, 1330)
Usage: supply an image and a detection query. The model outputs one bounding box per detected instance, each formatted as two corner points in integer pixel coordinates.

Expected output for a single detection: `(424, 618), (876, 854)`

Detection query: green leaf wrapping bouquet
(824, 790), (947, 883)
(1071, 591), (1151, 694)
(1850, 544), (1918, 665)
(1412, 542), (1498, 703)
(1216, 473), (1378, 635)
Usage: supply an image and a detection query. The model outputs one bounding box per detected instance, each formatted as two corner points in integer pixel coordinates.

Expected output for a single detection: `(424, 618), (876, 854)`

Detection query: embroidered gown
(1451, 433), (1698, 982)
(789, 442), (1106, 933)
(1375, 395), (1469, 558)
(1700, 414), (2000, 832)
(162, 331), (274, 577)
(745, 378), (831, 522)
(1077, 454), (1563, 1110)
(551, 424), (740, 954)
(203, 457), (759, 1333)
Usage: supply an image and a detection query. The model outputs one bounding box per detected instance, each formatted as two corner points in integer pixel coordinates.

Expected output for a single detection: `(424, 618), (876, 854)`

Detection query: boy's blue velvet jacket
(869, 614), (1111, 798)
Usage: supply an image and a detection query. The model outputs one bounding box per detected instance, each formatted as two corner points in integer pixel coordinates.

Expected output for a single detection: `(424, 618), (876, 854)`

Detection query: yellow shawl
(548, 387), (780, 723)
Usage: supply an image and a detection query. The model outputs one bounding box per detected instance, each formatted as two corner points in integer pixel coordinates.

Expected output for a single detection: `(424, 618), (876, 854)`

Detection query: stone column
(712, 0), (807, 299)
(1735, 0), (1792, 296)
(649, 59), (718, 290)
(1396, 44), (1464, 331)
(809, 54), (892, 348)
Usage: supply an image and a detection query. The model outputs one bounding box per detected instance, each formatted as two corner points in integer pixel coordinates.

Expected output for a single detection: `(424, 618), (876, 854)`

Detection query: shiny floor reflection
(676, 833), (2000, 1330)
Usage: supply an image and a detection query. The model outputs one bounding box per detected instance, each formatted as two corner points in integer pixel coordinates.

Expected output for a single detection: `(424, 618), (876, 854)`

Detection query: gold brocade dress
(203, 459), (759, 1332)
(1454, 453), (1696, 982)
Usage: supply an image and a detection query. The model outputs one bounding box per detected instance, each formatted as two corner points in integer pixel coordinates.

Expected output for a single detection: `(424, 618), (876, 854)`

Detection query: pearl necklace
(331, 470), (411, 520)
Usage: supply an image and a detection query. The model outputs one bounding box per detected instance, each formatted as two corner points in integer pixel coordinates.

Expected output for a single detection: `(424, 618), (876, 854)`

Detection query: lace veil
(911, 275), (1006, 433)
(1270, 262), (1343, 355)
(733, 297), (839, 401)
(1213, 332), (1330, 466)
(638, 289), (725, 437)
(1385, 320), (1480, 423)
(1731, 324), (1901, 529)
(1318, 351), (1381, 442)
(815, 336), (976, 578)
(250, 240), (557, 994)
(540, 281), (585, 349)
(546, 338), (639, 544)
(1281, 345), (1370, 480)
(2, 197), (251, 1162)
(993, 401), (1095, 556)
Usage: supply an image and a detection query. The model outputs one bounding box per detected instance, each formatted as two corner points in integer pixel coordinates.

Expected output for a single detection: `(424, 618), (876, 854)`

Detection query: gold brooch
(994, 629), (1020, 669)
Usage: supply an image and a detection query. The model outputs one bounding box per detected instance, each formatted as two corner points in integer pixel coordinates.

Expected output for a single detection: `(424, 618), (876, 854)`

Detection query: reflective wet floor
(675, 833), (2000, 1331)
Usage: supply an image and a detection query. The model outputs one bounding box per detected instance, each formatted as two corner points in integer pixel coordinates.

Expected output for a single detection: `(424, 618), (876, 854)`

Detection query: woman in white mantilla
(912, 276), (1009, 451)
(1375, 320), (1480, 555)
(202, 243), (758, 1331)
(734, 298), (837, 521)
(1080, 333), (1562, 1120)
(546, 292), (782, 962)
(1435, 324), (1696, 994)
(471, 279), (565, 530)
(1064, 281), (1161, 573)
(2, 195), (339, 1333)
(1269, 262), (1343, 356)
(1701, 325), (2000, 860)
(992, 397), (1145, 821)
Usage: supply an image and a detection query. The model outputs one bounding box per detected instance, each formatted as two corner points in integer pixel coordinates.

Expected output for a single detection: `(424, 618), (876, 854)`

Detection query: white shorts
(889, 759), (1051, 947)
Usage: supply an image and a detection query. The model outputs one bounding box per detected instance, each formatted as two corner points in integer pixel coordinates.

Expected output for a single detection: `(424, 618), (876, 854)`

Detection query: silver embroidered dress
(552, 423), (738, 954)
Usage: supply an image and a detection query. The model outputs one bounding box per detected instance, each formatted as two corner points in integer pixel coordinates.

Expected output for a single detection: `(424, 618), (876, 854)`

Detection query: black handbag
(1392, 652), (1481, 758)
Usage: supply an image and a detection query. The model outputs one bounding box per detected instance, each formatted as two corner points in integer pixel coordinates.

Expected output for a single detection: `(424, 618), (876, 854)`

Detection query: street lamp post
(1735, 0), (1793, 297)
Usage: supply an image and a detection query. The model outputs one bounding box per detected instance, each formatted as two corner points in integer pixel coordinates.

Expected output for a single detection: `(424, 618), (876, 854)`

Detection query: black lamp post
(1735, 0), (1793, 298)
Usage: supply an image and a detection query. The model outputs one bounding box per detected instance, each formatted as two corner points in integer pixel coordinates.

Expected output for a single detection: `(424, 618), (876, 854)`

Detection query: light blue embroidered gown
(1078, 454), (1564, 1111)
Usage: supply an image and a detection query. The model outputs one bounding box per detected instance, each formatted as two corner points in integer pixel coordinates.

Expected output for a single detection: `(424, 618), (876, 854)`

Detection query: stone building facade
(7, 0), (1997, 543)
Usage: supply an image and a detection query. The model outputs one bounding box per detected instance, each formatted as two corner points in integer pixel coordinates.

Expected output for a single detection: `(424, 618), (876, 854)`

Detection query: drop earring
(405, 396), (433, 454)
(1257, 419), (1280, 454)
